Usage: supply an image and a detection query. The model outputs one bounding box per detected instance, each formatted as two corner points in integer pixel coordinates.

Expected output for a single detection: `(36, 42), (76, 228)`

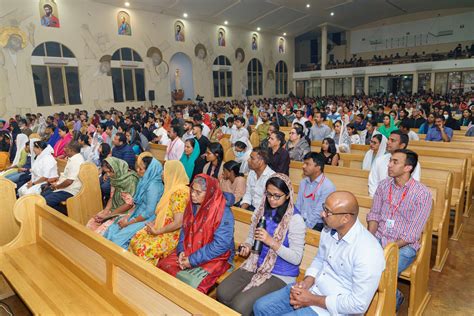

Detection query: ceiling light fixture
(224, 21), (228, 25)
(183, 13), (188, 18)
(306, 4), (310, 8)
(330, 12), (334, 16)
(283, 32), (287, 36)
(124, 2), (130, 7)
(257, 27), (261, 31)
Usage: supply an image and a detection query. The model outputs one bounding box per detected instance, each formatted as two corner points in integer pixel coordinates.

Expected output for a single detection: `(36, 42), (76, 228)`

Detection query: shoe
(396, 291), (405, 312)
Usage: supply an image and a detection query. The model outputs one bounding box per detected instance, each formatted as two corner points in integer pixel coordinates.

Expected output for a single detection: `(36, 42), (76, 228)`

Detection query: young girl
(346, 123), (360, 144)
(320, 137), (339, 166)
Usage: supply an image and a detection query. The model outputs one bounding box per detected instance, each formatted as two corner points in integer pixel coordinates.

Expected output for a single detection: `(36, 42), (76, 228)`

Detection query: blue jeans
(5, 172), (23, 183)
(253, 284), (318, 316)
(396, 246), (417, 307)
(41, 189), (73, 214)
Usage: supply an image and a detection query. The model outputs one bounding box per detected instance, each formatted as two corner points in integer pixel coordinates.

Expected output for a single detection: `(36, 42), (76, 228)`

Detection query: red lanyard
(304, 175), (325, 201)
(388, 179), (411, 218)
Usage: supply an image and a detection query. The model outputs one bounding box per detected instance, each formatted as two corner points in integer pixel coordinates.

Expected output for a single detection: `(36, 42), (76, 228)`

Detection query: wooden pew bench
(0, 179), (18, 246)
(0, 195), (238, 315)
(149, 143), (167, 162)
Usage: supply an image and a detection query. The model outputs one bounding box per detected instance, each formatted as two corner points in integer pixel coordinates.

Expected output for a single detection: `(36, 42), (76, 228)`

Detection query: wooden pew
(149, 143), (167, 162)
(66, 163), (103, 225)
(250, 132), (260, 148)
(56, 158), (67, 174)
(0, 178), (18, 246)
(0, 195), (238, 315)
(289, 162), (451, 272)
(418, 133), (473, 142)
(0, 152), (10, 171)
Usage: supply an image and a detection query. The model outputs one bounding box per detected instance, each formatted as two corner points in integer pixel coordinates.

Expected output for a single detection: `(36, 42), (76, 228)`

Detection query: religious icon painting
(39, 0), (60, 28)
(251, 33), (258, 51)
(235, 48), (245, 63)
(278, 37), (285, 54)
(175, 21), (185, 42)
(117, 11), (132, 36)
(194, 43), (207, 60)
(218, 28), (226, 47)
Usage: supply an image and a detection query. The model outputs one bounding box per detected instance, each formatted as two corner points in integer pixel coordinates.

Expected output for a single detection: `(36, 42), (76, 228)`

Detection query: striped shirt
(366, 177), (432, 251)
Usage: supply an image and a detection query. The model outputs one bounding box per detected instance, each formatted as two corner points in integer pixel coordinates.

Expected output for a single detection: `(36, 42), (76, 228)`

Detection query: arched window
(247, 58), (263, 96)
(275, 61), (288, 95)
(212, 55), (232, 97)
(111, 48), (145, 102)
(31, 42), (81, 106)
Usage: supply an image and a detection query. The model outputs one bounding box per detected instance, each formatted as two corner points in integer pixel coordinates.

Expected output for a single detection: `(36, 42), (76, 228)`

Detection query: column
(351, 76), (355, 95)
(364, 74), (369, 95)
(412, 72), (418, 94)
(430, 71), (435, 92)
(321, 24), (327, 71)
(321, 78), (326, 96)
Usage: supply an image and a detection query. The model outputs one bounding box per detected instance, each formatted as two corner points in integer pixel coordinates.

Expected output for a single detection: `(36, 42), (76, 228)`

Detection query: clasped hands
(177, 252), (191, 270)
(290, 277), (316, 309)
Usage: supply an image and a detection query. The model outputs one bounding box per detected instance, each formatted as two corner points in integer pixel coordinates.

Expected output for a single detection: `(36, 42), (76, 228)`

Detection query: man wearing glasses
(254, 191), (385, 315)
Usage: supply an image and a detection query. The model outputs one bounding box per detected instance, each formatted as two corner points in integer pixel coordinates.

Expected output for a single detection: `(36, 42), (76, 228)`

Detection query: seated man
(425, 114), (453, 142)
(112, 132), (136, 169)
(253, 191), (385, 316)
(240, 147), (275, 211)
(295, 152), (336, 231)
(367, 149), (432, 310)
(398, 121), (419, 141)
(42, 141), (85, 213)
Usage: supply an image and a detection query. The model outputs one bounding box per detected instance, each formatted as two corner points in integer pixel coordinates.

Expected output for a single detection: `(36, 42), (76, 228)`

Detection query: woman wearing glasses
(217, 173), (306, 316)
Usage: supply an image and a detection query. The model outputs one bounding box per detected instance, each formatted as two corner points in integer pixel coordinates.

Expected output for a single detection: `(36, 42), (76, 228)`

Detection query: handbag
(176, 267), (209, 289)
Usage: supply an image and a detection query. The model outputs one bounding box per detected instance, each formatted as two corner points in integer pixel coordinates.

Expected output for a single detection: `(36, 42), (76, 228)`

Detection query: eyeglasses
(322, 203), (355, 216)
(265, 191), (286, 201)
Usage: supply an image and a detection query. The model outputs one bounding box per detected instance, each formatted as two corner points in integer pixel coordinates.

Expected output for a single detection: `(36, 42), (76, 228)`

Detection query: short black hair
(115, 132), (127, 144)
(399, 121), (411, 130)
(235, 116), (246, 125)
(303, 152), (325, 172)
(67, 141), (82, 154)
(272, 131), (286, 147)
(193, 124), (203, 131)
(434, 114), (446, 121)
(171, 125), (184, 137)
(234, 141), (247, 150)
(390, 130), (409, 148)
(393, 149), (418, 175)
(252, 146), (269, 165)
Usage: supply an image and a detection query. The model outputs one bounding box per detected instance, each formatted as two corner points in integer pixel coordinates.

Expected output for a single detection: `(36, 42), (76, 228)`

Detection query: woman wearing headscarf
(158, 174), (235, 294)
(362, 134), (387, 171)
(180, 138), (200, 180)
(104, 153), (164, 249)
(18, 141), (58, 196)
(86, 157), (139, 235)
(378, 114), (398, 139)
(0, 134), (29, 178)
(329, 120), (351, 153)
(8, 121), (21, 162)
(233, 140), (252, 175)
(217, 174), (305, 316)
(129, 160), (189, 264)
(53, 125), (73, 158)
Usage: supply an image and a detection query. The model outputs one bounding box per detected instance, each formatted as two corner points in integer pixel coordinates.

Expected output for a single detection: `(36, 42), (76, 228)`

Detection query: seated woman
(217, 174), (306, 316)
(233, 140), (251, 175)
(86, 157), (139, 235)
(209, 119), (224, 142)
(18, 141), (58, 196)
(180, 138), (200, 180)
(329, 120), (351, 153)
(346, 123), (361, 144)
(3, 141), (31, 183)
(129, 160), (189, 264)
(378, 114), (398, 139)
(203, 142), (225, 180)
(285, 124), (310, 161)
(158, 174), (235, 294)
(126, 127), (144, 155)
(53, 125), (73, 158)
(104, 153), (164, 249)
(362, 134), (387, 170)
(78, 133), (99, 165)
(219, 160), (246, 204)
(1, 134), (29, 179)
(320, 137), (339, 166)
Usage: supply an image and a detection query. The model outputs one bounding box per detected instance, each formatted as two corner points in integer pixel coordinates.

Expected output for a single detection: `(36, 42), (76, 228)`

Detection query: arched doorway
(169, 52), (194, 100)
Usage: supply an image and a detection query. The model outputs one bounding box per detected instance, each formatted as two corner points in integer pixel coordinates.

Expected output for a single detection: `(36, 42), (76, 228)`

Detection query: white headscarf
(362, 132), (387, 170)
(31, 144), (57, 181)
(29, 138), (40, 161)
(330, 121), (351, 153)
(12, 134), (29, 166)
(233, 138), (253, 175)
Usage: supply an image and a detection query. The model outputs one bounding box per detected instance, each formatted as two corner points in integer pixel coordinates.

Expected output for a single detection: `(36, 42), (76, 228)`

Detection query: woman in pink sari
(53, 125), (73, 158)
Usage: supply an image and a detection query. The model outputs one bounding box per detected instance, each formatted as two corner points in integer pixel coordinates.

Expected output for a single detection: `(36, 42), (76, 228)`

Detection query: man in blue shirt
(425, 115), (453, 142)
(295, 152), (336, 231)
(353, 114), (367, 131)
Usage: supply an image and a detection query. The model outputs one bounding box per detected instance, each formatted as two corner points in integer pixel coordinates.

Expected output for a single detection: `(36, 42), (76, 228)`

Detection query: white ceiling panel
(251, 7), (306, 30)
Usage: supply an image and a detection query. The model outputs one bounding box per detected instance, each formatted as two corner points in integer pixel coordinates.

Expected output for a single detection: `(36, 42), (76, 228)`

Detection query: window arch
(31, 42), (81, 106)
(247, 58), (263, 96)
(111, 48), (145, 102)
(212, 55), (232, 98)
(275, 61), (288, 95)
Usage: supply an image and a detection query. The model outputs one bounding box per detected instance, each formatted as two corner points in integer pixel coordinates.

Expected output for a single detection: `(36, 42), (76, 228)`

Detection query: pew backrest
(0, 178), (18, 245)
(149, 143), (167, 162)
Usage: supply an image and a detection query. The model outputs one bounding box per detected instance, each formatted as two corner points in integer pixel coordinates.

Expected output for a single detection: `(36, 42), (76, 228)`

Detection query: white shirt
(201, 123), (210, 138)
(407, 130), (420, 141)
(182, 131), (195, 142)
(153, 127), (171, 145)
(292, 117), (309, 132)
(305, 219), (385, 316)
(230, 127), (250, 145)
(57, 153), (85, 196)
(368, 153), (421, 197)
(241, 166), (275, 208)
(165, 137), (185, 161)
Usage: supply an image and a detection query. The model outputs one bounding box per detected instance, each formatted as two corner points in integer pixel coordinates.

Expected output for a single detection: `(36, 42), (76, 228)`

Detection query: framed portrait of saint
(278, 37), (285, 54)
(235, 48), (245, 63)
(175, 21), (185, 42)
(218, 28), (226, 47)
(39, 0), (60, 28)
(251, 33), (258, 51)
(117, 11), (132, 36)
(194, 43), (207, 60)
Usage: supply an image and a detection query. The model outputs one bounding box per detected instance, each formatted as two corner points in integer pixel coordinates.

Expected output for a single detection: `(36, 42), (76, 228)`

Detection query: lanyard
(388, 179), (411, 219)
(304, 175), (326, 201)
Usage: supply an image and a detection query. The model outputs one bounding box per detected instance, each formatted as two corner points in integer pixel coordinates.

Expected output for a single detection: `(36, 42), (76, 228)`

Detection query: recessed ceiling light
(124, 2), (130, 7)
(330, 12), (334, 16)
(224, 21), (228, 25)
(283, 32), (287, 36)
(183, 13), (188, 18)
(306, 4), (310, 8)
(257, 27), (261, 31)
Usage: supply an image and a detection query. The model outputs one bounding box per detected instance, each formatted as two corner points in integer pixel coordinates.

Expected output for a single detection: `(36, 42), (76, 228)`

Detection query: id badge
(386, 219), (395, 230)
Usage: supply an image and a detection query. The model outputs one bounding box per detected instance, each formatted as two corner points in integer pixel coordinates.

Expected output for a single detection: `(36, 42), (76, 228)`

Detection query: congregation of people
(0, 90), (473, 315)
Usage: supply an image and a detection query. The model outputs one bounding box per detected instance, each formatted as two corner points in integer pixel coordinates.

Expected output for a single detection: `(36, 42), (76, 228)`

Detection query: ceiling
(91, 0), (474, 36)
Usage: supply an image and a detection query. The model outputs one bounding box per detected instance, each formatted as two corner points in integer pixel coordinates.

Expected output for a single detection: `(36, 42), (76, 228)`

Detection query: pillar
(321, 78), (326, 96)
(412, 72), (418, 94)
(321, 24), (327, 71)
(351, 76), (355, 95)
(364, 74), (369, 95)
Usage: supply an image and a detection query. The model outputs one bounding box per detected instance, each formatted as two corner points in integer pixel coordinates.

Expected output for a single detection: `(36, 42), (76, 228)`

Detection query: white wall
(0, 0), (294, 117)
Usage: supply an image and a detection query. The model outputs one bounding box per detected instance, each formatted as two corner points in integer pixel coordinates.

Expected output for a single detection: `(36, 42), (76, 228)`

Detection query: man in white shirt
(153, 118), (171, 145)
(182, 120), (195, 141)
(230, 116), (250, 145)
(368, 130), (421, 197)
(165, 125), (185, 160)
(292, 110), (308, 132)
(399, 122), (420, 141)
(41, 141), (84, 213)
(253, 191), (385, 316)
(240, 147), (275, 211)
(224, 117), (237, 138)
(193, 113), (210, 138)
